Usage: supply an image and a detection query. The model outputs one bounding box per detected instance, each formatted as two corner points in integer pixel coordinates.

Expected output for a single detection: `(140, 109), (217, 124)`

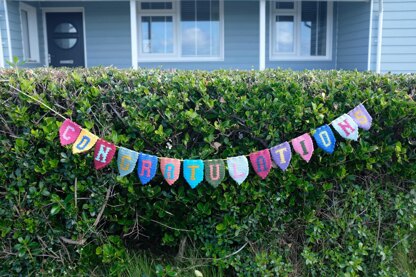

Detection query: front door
(46, 12), (85, 67)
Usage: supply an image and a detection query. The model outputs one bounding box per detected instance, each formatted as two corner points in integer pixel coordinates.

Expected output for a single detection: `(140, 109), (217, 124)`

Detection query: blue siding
(370, 0), (416, 73)
(8, 1), (23, 63)
(139, 0), (259, 70)
(336, 1), (370, 70)
(266, 2), (337, 70)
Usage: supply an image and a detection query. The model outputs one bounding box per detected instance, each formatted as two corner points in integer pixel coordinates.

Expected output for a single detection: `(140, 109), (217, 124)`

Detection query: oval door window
(54, 23), (78, 49)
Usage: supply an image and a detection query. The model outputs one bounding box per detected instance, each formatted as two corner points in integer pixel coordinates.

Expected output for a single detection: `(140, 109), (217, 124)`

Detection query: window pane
(141, 16), (174, 54)
(301, 1), (327, 56)
(141, 1), (173, 9)
(21, 10), (31, 59)
(276, 1), (294, 10)
(181, 0), (220, 57)
(274, 15), (294, 53)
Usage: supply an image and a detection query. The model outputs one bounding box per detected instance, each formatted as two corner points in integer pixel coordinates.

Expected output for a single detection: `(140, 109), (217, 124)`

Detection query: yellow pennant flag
(72, 129), (99, 154)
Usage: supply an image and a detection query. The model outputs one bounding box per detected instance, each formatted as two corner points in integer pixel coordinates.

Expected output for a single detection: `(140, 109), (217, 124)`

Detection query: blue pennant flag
(137, 153), (158, 185)
(313, 125), (336, 154)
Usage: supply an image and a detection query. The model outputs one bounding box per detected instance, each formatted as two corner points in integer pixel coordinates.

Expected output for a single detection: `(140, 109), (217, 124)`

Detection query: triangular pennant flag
(313, 125), (336, 154)
(137, 153), (158, 185)
(72, 129), (99, 154)
(249, 149), (272, 179)
(93, 139), (116, 170)
(348, 104), (372, 130)
(292, 133), (314, 162)
(227, 156), (249, 185)
(117, 147), (139, 177)
(160, 158), (181, 186)
(270, 142), (292, 171)
(183, 160), (204, 189)
(204, 159), (225, 187)
(332, 114), (359, 141)
(59, 119), (82, 146)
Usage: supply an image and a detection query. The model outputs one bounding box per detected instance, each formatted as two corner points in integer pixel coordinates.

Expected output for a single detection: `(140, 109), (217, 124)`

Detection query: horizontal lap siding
(336, 1), (370, 70)
(138, 1), (259, 70)
(38, 1), (131, 68)
(370, 0), (416, 73)
(7, 1), (23, 63)
(265, 2), (337, 70)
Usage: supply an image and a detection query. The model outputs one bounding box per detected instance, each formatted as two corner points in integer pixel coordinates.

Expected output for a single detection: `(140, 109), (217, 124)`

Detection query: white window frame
(137, 0), (224, 62)
(269, 0), (333, 61)
(20, 3), (40, 63)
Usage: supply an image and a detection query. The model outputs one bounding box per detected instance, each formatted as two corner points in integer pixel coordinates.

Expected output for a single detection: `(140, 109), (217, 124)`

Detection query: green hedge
(0, 68), (415, 276)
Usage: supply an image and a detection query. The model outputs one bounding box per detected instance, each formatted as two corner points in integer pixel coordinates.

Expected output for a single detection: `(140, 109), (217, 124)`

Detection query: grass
(394, 232), (416, 277)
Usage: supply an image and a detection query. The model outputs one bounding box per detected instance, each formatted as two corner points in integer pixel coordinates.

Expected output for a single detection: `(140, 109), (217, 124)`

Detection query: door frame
(42, 7), (88, 67)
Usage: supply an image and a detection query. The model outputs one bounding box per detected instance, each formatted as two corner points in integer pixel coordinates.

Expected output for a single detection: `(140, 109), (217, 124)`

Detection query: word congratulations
(59, 104), (372, 188)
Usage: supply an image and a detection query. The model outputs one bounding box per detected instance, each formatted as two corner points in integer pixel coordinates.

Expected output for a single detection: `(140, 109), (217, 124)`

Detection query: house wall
(370, 0), (416, 73)
(336, 1), (371, 70)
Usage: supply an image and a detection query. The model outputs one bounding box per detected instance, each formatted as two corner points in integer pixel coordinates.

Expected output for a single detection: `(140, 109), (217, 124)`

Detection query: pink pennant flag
(291, 133), (314, 163)
(160, 158), (181, 186)
(249, 149), (272, 179)
(59, 119), (82, 146)
(93, 139), (117, 170)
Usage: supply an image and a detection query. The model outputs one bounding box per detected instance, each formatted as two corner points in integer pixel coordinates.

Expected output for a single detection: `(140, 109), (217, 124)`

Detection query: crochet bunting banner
(58, 104), (372, 188)
(204, 160), (225, 188)
(292, 133), (314, 163)
(183, 160), (204, 189)
(117, 147), (139, 177)
(72, 129), (98, 154)
(270, 142), (292, 171)
(332, 114), (359, 141)
(138, 153), (158, 185)
(348, 104), (372, 130)
(227, 156), (249, 185)
(94, 139), (116, 170)
(160, 158), (181, 186)
(313, 125), (336, 154)
(249, 149), (272, 179)
(59, 119), (81, 146)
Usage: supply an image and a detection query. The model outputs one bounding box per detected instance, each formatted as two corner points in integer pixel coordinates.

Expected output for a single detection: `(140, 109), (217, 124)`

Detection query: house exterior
(0, 0), (414, 73)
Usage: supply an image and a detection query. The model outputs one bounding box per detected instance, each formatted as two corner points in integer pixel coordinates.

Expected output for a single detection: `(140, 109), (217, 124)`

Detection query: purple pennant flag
(348, 104), (372, 130)
(270, 142), (292, 171)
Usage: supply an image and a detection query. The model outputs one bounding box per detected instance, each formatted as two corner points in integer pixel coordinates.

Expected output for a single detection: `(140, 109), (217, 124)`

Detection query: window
(20, 3), (40, 62)
(137, 0), (223, 61)
(270, 1), (332, 60)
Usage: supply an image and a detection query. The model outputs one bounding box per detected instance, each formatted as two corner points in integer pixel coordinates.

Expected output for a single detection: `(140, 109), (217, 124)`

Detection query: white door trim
(130, 0), (138, 69)
(3, 0), (13, 62)
(42, 7), (88, 67)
